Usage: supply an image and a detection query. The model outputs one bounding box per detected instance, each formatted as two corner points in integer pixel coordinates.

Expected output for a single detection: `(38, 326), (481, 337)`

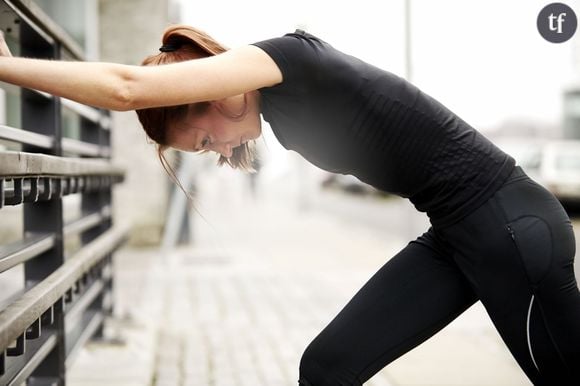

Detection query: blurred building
(564, 28), (580, 140)
(99, 0), (182, 246)
(33, 0), (183, 246)
(564, 88), (580, 139)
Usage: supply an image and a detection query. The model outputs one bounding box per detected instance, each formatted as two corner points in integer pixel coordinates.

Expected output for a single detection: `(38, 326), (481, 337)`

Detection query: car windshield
(556, 153), (580, 171)
(501, 144), (542, 170)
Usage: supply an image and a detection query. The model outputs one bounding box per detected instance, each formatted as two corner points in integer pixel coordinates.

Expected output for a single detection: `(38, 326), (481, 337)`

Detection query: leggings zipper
(506, 224), (540, 374)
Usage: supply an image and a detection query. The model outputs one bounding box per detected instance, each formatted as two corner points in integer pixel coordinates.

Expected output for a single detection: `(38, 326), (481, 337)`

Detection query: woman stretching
(0, 25), (578, 385)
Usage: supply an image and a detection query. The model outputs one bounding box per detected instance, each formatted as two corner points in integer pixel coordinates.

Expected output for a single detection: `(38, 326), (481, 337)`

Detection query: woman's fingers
(0, 31), (13, 57)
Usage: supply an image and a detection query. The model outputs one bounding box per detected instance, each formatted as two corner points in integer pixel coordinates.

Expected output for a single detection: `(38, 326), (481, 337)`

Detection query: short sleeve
(251, 31), (320, 90)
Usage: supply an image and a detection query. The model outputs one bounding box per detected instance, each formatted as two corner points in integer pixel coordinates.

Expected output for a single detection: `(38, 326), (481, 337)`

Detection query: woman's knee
(298, 342), (324, 385)
(298, 339), (362, 386)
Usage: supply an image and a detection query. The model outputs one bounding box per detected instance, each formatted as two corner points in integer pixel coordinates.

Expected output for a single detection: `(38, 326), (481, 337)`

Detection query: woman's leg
(298, 228), (477, 386)
(439, 169), (580, 385)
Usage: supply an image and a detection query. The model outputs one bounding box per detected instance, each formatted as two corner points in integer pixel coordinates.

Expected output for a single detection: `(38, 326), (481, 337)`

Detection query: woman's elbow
(108, 87), (132, 111)
(109, 66), (140, 112)
(112, 78), (136, 112)
(109, 65), (171, 112)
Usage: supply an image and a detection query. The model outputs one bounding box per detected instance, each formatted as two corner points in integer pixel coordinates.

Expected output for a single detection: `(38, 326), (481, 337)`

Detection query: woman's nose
(213, 143), (233, 158)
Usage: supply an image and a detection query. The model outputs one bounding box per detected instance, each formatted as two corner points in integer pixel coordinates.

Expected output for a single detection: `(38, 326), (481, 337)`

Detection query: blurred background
(1, 0), (580, 385)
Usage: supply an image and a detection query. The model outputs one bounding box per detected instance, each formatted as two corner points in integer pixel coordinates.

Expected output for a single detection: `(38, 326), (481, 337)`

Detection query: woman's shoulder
(250, 29), (324, 56)
(249, 30), (325, 87)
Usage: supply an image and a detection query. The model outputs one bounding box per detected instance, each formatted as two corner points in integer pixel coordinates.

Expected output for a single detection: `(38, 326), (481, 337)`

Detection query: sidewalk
(68, 171), (533, 386)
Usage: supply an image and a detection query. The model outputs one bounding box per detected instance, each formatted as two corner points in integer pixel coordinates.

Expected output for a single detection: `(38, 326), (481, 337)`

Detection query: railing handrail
(0, 223), (129, 352)
(0, 125), (54, 150)
(0, 151), (124, 177)
(61, 138), (111, 158)
(0, 233), (55, 273)
(0, 85), (109, 129)
(4, 0), (84, 60)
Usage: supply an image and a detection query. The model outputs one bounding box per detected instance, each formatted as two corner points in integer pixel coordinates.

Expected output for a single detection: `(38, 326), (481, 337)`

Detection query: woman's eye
(201, 137), (210, 148)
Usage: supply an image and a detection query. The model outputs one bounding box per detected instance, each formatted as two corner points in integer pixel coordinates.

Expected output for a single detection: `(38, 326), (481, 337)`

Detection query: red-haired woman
(0, 26), (578, 386)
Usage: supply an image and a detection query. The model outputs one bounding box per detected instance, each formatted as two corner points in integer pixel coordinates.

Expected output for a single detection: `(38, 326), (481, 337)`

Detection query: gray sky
(182, 0), (578, 130)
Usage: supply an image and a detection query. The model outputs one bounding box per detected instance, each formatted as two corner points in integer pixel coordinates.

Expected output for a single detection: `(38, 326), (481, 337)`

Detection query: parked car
(497, 138), (580, 206)
(539, 140), (580, 205)
(494, 137), (545, 182)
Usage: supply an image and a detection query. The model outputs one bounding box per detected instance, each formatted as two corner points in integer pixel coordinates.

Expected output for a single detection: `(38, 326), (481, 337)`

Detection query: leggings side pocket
(506, 215), (553, 286)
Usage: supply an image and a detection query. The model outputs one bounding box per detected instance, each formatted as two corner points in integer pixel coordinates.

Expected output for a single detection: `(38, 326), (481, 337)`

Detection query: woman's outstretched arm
(0, 56), (138, 111)
(0, 33), (282, 111)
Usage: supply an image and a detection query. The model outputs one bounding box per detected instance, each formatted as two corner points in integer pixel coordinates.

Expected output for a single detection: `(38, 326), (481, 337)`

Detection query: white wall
(99, 0), (173, 246)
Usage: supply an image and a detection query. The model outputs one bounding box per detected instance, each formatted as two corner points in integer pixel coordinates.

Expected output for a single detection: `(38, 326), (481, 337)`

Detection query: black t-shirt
(252, 30), (515, 228)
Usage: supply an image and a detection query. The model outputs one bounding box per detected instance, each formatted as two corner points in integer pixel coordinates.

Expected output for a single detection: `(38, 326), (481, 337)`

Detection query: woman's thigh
(439, 173), (579, 385)
(299, 229), (477, 386)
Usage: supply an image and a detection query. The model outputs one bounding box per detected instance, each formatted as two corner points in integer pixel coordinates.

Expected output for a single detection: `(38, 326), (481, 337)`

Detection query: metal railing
(0, 1), (127, 384)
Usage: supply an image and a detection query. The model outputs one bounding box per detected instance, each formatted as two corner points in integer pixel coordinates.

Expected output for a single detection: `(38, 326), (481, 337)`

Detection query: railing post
(20, 20), (66, 386)
(80, 114), (113, 338)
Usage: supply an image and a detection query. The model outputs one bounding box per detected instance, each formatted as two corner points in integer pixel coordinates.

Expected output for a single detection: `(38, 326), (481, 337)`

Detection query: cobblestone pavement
(67, 170), (567, 386)
(145, 193), (405, 386)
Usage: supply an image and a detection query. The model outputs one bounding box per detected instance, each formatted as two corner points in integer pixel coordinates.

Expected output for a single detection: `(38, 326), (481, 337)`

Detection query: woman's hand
(0, 31), (13, 57)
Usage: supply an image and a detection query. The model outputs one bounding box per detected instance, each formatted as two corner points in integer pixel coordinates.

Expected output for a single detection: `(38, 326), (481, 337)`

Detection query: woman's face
(167, 94), (261, 158)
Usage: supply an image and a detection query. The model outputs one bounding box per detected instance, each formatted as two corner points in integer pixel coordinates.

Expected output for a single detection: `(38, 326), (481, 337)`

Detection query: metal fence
(0, 1), (128, 384)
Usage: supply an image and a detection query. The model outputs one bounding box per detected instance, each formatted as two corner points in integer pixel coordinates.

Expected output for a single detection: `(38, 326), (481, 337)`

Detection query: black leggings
(298, 167), (579, 386)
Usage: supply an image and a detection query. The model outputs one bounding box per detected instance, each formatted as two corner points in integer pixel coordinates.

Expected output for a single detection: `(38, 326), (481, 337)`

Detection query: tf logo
(537, 2), (577, 43)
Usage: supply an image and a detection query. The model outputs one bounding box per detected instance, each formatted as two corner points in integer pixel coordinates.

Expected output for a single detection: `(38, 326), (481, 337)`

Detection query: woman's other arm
(127, 45), (282, 109)
(0, 33), (281, 111)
